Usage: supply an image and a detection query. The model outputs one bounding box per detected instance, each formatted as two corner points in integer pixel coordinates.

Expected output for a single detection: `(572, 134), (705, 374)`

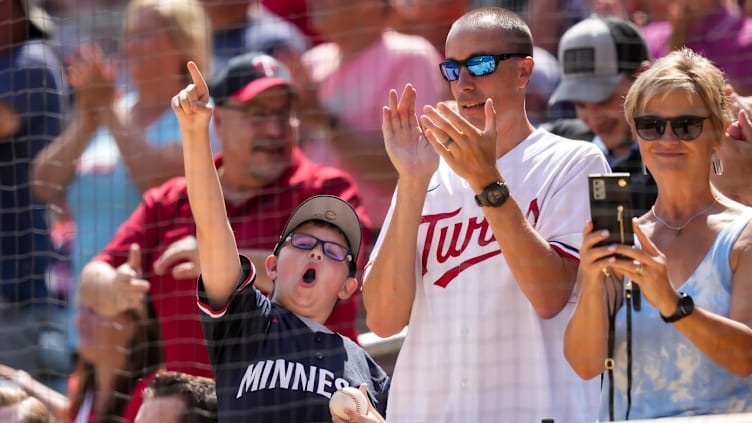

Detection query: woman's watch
(660, 292), (694, 323)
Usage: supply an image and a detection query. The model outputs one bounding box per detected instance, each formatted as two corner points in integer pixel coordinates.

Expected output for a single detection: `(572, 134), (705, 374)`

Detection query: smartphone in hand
(588, 173), (634, 248)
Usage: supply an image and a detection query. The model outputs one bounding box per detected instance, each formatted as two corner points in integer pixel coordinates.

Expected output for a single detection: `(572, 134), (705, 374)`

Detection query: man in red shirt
(78, 52), (369, 378)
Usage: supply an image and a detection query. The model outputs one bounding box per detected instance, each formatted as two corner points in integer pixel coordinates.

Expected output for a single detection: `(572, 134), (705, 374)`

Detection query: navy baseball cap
(208, 52), (295, 106)
(275, 195), (363, 266)
(549, 16), (650, 105)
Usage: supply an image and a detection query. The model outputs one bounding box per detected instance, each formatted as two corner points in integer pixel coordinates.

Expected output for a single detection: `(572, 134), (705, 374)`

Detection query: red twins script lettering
(422, 200), (540, 288)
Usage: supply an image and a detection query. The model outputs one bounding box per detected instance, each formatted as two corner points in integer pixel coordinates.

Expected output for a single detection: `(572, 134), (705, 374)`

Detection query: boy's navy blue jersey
(197, 255), (389, 422)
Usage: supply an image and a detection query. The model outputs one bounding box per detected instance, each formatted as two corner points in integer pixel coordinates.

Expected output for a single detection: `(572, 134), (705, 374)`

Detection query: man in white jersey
(363, 7), (609, 422)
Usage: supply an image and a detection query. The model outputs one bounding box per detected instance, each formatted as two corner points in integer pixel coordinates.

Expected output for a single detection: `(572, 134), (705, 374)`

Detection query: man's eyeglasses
(633, 115), (708, 141)
(439, 53), (529, 81)
(222, 104), (292, 126)
(285, 232), (352, 263)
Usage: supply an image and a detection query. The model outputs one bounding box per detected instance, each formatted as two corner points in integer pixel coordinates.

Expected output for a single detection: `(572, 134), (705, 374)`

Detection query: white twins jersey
(369, 129), (609, 423)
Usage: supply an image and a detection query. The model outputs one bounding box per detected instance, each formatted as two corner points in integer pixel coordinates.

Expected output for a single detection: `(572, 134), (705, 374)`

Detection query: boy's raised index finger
(186, 61), (209, 98)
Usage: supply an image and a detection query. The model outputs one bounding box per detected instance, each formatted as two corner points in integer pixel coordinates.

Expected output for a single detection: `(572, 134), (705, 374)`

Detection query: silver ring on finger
(636, 262), (643, 276)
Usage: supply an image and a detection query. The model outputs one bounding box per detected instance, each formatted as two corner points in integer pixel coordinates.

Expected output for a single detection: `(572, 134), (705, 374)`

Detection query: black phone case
(589, 173), (634, 248)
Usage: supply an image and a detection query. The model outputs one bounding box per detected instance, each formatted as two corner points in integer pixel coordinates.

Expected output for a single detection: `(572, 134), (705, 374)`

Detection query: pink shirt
(302, 30), (443, 225)
(642, 6), (752, 92)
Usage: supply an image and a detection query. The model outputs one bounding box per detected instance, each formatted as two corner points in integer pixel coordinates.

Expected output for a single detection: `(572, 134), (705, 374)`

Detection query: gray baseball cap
(549, 16), (650, 105)
(275, 195), (362, 266)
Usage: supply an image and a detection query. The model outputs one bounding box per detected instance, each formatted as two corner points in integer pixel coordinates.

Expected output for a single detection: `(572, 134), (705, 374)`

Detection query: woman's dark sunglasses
(633, 115), (708, 141)
(285, 232), (352, 263)
(439, 53), (529, 81)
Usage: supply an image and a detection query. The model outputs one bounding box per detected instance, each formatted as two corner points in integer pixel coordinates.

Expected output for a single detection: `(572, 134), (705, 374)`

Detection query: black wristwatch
(474, 181), (510, 208)
(660, 292), (694, 323)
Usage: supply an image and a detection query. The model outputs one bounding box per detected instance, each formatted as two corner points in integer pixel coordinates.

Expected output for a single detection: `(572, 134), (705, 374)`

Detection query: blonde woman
(31, 0), (211, 351)
(565, 48), (752, 420)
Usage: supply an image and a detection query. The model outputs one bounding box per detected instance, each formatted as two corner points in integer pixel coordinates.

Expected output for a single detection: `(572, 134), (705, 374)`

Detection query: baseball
(329, 386), (368, 420)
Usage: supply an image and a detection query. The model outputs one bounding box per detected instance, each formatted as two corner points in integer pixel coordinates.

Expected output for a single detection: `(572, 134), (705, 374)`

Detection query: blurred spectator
(743, 0), (752, 15)
(0, 384), (51, 423)
(641, 0), (752, 95)
(0, 275), (163, 422)
(46, 0), (128, 64)
(526, 46), (562, 126)
(548, 15), (658, 215)
(294, 0), (443, 228)
(200, 0), (308, 73)
(79, 52), (369, 380)
(525, 0), (590, 55)
(390, 0), (472, 57)
(66, 278), (162, 422)
(524, 0), (632, 56)
(262, 0), (321, 44)
(0, 0), (68, 393)
(627, 0), (670, 26)
(31, 0), (211, 354)
(135, 371), (217, 423)
(716, 86), (752, 205)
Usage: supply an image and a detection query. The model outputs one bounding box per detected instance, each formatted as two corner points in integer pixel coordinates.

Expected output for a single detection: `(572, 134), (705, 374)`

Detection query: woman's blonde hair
(126, 0), (213, 80)
(624, 47), (732, 139)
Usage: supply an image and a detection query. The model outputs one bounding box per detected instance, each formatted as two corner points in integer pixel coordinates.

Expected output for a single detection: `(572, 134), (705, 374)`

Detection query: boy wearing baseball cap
(172, 60), (388, 421)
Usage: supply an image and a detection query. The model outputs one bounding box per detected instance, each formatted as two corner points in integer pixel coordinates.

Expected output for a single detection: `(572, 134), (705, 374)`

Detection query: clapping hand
(382, 84), (439, 186)
(66, 43), (117, 116)
(420, 99), (500, 191)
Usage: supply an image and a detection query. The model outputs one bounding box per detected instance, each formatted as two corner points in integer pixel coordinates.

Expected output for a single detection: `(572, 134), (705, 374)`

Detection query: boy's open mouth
(302, 268), (316, 284)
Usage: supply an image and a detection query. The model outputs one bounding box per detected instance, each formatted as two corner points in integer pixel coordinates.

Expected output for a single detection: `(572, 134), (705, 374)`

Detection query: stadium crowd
(1, 0), (751, 421)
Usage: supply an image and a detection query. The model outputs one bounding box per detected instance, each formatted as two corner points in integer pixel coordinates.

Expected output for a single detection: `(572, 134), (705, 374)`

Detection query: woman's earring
(641, 161), (648, 176)
(712, 156), (724, 176)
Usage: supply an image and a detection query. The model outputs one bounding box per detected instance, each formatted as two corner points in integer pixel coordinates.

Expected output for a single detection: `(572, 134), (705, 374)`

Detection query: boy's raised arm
(172, 61), (241, 309)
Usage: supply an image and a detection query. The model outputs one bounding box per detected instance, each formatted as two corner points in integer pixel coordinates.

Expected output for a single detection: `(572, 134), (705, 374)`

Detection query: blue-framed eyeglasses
(439, 53), (529, 81)
(285, 232), (352, 263)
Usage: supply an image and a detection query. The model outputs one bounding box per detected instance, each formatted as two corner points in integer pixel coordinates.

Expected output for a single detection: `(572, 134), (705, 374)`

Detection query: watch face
(475, 182), (509, 207)
(488, 190), (503, 204)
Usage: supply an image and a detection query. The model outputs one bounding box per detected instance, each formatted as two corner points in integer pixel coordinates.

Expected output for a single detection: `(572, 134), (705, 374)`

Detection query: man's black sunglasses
(439, 53), (529, 81)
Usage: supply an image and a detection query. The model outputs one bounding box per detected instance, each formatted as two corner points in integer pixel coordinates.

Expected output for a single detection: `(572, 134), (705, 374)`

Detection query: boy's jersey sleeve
(197, 255), (270, 366)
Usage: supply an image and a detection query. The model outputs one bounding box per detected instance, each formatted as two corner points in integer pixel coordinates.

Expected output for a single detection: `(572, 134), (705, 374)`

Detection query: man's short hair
(0, 384), (51, 423)
(142, 371), (217, 423)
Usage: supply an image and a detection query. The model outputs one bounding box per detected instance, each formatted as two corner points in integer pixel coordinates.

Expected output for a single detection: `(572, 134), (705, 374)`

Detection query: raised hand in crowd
(81, 243), (150, 318)
(718, 107), (752, 205)
(171, 61), (214, 138)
